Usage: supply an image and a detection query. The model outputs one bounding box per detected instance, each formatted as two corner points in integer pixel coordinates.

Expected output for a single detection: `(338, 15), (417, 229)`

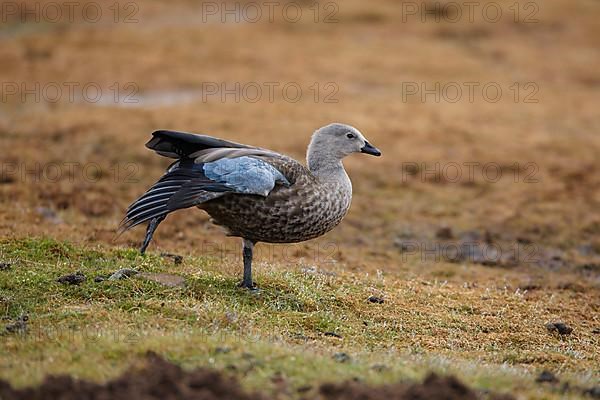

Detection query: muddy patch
(56, 272), (86, 285)
(0, 352), (263, 400)
(0, 353), (514, 400)
(395, 226), (600, 273)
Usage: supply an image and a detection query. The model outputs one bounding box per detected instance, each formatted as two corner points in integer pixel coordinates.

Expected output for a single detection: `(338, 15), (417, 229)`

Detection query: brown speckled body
(200, 156), (352, 243)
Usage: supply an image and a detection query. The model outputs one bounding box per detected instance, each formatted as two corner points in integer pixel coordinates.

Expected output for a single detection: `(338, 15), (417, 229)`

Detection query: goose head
(307, 123), (381, 171)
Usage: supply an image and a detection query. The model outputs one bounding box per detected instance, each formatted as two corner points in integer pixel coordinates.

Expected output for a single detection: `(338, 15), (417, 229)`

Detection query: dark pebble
(214, 346), (231, 354)
(584, 386), (600, 398)
(578, 263), (600, 273)
(536, 370), (558, 383)
(368, 296), (384, 304)
(546, 322), (573, 335)
(94, 276), (107, 283)
(0, 262), (11, 271)
(436, 226), (454, 240)
(324, 332), (342, 339)
(518, 281), (541, 291)
(516, 236), (533, 244)
(4, 315), (28, 335)
(4, 321), (27, 334)
(332, 352), (351, 363)
(57, 272), (85, 285)
(371, 364), (388, 372)
(160, 252), (183, 265)
(297, 385), (312, 393)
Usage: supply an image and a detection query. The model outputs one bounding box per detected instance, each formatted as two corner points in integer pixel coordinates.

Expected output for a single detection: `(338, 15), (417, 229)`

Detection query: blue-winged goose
(119, 123), (381, 288)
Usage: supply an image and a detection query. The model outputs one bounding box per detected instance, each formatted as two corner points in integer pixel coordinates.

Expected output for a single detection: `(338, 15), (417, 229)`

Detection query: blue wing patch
(202, 156), (290, 197)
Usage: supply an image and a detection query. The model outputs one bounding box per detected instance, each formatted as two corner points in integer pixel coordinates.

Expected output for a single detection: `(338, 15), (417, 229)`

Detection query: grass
(0, 0), (599, 398)
(1, 237), (598, 398)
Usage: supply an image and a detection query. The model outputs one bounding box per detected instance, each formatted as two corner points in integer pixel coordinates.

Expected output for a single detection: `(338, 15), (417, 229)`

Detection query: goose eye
(346, 133), (355, 139)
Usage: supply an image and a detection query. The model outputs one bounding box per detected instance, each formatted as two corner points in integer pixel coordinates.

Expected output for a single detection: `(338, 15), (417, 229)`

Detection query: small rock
(94, 275), (107, 283)
(577, 263), (600, 273)
(108, 268), (138, 280)
(160, 252), (183, 265)
(297, 385), (312, 393)
(368, 295), (384, 304)
(516, 236), (533, 244)
(583, 386), (600, 398)
(536, 251), (568, 270)
(518, 280), (541, 291)
(324, 332), (342, 339)
(546, 322), (573, 335)
(4, 315), (28, 335)
(36, 207), (63, 224)
(536, 370), (559, 383)
(291, 333), (309, 341)
(214, 346), (231, 354)
(332, 352), (351, 363)
(0, 262), (11, 271)
(57, 272), (85, 285)
(371, 364), (388, 372)
(576, 243), (598, 257)
(436, 226), (454, 240)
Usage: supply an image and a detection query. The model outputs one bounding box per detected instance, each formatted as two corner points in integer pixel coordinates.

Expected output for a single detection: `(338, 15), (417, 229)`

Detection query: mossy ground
(1, 238), (598, 399)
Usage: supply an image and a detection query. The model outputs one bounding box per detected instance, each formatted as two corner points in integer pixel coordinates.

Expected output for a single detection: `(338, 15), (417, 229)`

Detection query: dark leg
(140, 214), (166, 254)
(239, 238), (256, 289)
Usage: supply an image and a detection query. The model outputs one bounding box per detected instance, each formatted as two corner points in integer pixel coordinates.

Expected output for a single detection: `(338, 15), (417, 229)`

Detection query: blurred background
(1, 0), (599, 273)
(1, 0), (600, 394)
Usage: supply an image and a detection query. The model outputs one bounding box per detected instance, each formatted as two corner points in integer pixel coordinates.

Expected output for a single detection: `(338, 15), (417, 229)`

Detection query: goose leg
(139, 214), (166, 254)
(239, 238), (256, 289)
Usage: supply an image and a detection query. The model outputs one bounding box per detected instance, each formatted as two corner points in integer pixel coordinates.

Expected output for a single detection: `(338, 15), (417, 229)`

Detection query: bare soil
(0, 353), (508, 400)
